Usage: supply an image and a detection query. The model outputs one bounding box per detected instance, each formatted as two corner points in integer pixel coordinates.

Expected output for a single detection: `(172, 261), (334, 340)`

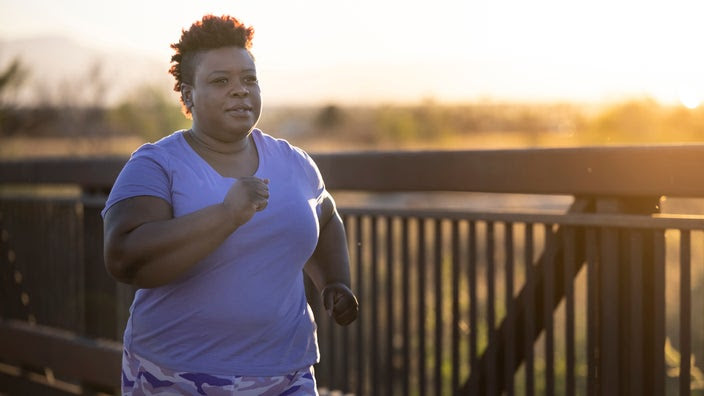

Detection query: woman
(102, 14), (358, 395)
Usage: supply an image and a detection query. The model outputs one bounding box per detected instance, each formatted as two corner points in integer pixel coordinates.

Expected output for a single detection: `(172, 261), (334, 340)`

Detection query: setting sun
(678, 87), (701, 109)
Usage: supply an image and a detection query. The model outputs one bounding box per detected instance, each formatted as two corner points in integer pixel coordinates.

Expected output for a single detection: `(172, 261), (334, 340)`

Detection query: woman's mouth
(227, 104), (251, 111)
(226, 105), (252, 116)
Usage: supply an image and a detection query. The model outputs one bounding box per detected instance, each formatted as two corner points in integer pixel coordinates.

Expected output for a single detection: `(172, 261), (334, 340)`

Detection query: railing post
(592, 197), (664, 396)
(81, 187), (119, 340)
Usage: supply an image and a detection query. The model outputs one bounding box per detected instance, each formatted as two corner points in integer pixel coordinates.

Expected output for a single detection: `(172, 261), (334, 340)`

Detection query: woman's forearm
(305, 200), (358, 326)
(116, 203), (239, 288)
(305, 209), (351, 292)
(105, 177), (268, 288)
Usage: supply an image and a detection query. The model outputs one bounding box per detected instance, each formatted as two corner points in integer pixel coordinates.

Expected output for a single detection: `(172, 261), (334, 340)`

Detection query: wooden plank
(433, 219), (443, 396)
(4, 144), (704, 196)
(629, 231), (644, 396)
(0, 157), (125, 189)
(451, 220), (461, 395)
(586, 228), (599, 396)
(524, 223), (535, 396)
(401, 217), (411, 396)
(467, 220), (479, 395)
(313, 145), (704, 197)
(544, 225), (555, 396)
(680, 231), (691, 396)
(652, 231), (667, 395)
(563, 227), (576, 396)
(82, 194), (119, 340)
(599, 226), (620, 393)
(486, 221), (497, 396)
(0, 370), (80, 396)
(354, 216), (365, 396)
(384, 216), (394, 396)
(370, 216), (379, 395)
(503, 223), (515, 396)
(0, 319), (122, 389)
(340, 208), (704, 231)
(417, 218), (427, 396)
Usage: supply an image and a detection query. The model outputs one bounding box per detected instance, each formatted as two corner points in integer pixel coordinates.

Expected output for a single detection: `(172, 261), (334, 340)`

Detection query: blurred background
(1, 0), (704, 156)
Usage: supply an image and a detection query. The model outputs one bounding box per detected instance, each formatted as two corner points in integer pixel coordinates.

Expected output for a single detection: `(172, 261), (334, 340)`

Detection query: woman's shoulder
(134, 130), (186, 151)
(130, 130), (188, 163)
(254, 129), (310, 160)
(254, 129), (323, 186)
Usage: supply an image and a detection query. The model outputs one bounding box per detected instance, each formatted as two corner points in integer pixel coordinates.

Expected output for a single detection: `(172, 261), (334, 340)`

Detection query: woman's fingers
(323, 284), (359, 326)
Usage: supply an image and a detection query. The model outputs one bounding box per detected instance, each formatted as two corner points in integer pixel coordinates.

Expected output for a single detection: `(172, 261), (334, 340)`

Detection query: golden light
(678, 87), (701, 109)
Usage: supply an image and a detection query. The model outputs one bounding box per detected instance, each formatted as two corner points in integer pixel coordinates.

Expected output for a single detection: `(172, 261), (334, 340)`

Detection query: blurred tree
(588, 99), (661, 143)
(0, 58), (30, 135)
(1, 58), (121, 137)
(108, 84), (189, 141)
(414, 99), (456, 141)
(0, 58), (29, 104)
(662, 106), (704, 142)
(55, 61), (111, 136)
(376, 106), (421, 144)
(315, 104), (345, 130)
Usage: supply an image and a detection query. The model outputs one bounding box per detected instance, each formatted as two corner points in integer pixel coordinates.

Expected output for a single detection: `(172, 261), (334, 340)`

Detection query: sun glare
(678, 87), (701, 109)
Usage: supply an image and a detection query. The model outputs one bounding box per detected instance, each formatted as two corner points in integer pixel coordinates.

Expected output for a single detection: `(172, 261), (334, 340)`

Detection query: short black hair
(168, 15), (255, 114)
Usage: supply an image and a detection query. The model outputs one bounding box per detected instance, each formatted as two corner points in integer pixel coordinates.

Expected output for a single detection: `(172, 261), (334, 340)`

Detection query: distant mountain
(0, 35), (174, 106)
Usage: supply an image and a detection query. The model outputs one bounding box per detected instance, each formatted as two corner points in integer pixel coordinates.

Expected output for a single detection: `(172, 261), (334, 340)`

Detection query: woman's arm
(304, 192), (359, 326)
(103, 177), (269, 288)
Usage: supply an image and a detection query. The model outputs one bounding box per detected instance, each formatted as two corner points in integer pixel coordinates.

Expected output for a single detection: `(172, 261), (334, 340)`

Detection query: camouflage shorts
(121, 349), (318, 395)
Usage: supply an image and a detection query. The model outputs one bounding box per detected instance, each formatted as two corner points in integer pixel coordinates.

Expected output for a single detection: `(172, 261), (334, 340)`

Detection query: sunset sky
(2, 0), (704, 106)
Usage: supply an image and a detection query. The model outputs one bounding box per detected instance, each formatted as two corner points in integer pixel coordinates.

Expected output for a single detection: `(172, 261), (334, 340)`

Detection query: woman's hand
(322, 282), (359, 326)
(222, 177), (269, 226)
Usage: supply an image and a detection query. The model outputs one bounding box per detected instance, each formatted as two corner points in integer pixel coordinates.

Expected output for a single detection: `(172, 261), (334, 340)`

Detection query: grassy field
(0, 129), (592, 159)
(3, 98), (704, 158)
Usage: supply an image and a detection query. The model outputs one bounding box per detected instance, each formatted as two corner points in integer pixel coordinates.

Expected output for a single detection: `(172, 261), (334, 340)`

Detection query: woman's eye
(213, 78), (228, 84)
(244, 76), (258, 84)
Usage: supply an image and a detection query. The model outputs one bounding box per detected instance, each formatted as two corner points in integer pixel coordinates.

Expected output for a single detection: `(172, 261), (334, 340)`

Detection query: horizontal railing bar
(0, 157), (126, 188)
(5, 144), (704, 196)
(0, 370), (80, 396)
(0, 319), (121, 389)
(315, 145), (704, 196)
(339, 207), (704, 230)
(8, 193), (704, 230)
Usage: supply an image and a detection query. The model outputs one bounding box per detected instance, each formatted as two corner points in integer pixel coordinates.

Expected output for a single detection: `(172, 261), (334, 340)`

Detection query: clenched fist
(322, 282), (359, 326)
(222, 177), (269, 226)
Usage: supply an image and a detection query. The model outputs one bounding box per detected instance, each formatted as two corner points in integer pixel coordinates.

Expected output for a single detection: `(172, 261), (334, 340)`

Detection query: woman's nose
(230, 83), (249, 97)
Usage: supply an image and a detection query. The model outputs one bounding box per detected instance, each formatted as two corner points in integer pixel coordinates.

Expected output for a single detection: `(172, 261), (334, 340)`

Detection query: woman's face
(185, 46), (262, 140)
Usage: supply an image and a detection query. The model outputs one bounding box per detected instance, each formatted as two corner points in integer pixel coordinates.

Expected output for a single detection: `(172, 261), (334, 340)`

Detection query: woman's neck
(187, 128), (251, 156)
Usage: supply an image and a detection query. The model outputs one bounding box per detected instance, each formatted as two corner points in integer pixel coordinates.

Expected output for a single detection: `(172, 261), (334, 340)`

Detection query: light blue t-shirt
(102, 129), (324, 376)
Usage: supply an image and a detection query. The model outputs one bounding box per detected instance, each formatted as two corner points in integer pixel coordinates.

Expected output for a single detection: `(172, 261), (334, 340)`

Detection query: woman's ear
(181, 84), (194, 109)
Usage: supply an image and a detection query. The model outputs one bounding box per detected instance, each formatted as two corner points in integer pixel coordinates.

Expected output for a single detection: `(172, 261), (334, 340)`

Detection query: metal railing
(1, 145), (704, 395)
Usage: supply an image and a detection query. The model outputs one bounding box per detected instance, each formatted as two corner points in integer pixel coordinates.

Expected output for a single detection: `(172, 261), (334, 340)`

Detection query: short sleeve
(101, 144), (172, 217)
(295, 147), (325, 196)
(292, 147), (327, 218)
